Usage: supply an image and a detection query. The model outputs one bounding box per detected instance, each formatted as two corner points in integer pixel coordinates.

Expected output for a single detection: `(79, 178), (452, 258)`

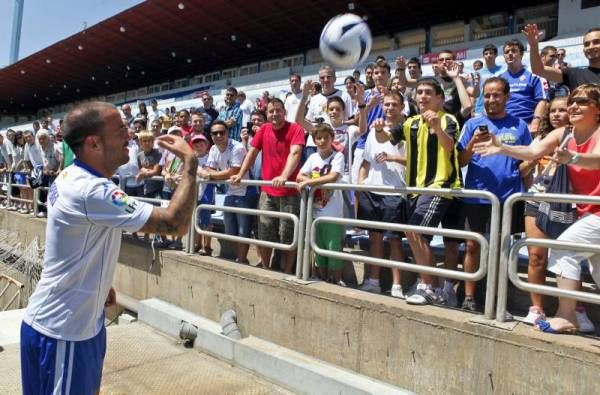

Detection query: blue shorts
(20, 321), (106, 395)
(197, 184), (216, 229)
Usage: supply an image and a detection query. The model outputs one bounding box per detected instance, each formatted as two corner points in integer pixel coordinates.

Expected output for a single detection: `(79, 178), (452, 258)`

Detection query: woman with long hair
(475, 84), (600, 333)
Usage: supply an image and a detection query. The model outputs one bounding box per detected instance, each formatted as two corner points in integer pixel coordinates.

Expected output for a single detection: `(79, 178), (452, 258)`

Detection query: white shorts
(351, 148), (364, 186)
(547, 213), (600, 285)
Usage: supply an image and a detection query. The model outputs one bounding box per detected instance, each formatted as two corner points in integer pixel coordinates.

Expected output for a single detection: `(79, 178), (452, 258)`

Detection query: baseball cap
(167, 126), (182, 135)
(191, 134), (208, 144)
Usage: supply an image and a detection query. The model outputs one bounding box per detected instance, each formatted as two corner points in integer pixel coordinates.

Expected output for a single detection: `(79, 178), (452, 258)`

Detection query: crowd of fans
(1, 23), (600, 334)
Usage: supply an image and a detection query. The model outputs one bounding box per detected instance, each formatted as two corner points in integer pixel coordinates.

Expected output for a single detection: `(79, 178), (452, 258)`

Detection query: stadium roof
(1, 0), (549, 113)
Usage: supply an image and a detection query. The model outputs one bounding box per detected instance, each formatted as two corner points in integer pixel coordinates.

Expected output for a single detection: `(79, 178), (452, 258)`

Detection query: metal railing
(194, 179), (306, 277)
(0, 274), (24, 311)
(302, 183), (501, 319)
(496, 192), (600, 322)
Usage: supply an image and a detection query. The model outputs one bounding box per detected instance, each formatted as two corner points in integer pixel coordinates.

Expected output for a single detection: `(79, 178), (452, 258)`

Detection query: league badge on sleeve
(111, 190), (138, 214)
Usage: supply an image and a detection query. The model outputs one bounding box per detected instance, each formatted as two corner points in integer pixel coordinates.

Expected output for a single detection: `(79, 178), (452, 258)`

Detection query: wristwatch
(569, 153), (581, 164)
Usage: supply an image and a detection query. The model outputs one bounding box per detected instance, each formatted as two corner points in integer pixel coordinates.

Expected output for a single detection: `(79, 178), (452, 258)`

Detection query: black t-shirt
(562, 66), (600, 91)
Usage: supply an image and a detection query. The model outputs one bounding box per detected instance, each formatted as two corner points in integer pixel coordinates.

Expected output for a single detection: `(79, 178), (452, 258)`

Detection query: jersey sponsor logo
(498, 133), (517, 145)
(48, 182), (59, 206)
(111, 190), (138, 214)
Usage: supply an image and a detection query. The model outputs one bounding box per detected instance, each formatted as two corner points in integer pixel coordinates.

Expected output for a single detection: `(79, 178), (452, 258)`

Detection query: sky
(0, 0), (144, 68)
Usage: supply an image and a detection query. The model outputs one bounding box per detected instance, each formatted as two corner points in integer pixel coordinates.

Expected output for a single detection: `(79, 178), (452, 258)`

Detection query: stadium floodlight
(231, 35), (236, 41)
(246, 43), (252, 48)
(171, 51), (177, 57)
(186, 58), (192, 63)
(45, 59), (51, 64)
(120, 26), (126, 33)
(20, 69), (25, 74)
(77, 45), (84, 51)
(203, 36), (207, 41)
(178, 2), (185, 10)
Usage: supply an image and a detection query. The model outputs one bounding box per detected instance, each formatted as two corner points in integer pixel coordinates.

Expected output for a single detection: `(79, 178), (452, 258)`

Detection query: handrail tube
(508, 238), (600, 304)
(310, 216), (489, 281)
(496, 192), (600, 322)
(303, 182), (499, 319)
(295, 189), (307, 278)
(195, 204), (299, 251)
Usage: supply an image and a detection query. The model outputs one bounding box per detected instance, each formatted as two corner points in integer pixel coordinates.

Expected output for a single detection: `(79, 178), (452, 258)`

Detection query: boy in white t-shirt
(357, 92), (408, 297)
(297, 124), (346, 286)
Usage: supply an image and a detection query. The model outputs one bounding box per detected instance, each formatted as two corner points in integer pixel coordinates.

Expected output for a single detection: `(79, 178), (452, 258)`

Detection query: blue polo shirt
(500, 67), (546, 123)
(458, 114), (532, 204)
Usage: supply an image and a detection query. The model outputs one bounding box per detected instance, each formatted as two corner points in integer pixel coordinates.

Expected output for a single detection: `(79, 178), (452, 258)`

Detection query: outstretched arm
(523, 24), (564, 83)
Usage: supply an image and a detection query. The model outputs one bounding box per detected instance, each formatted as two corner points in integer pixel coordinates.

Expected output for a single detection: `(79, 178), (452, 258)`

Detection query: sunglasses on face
(567, 96), (597, 106)
(211, 130), (226, 136)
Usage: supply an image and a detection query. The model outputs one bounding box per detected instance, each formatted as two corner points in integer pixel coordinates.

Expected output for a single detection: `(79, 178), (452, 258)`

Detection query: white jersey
(206, 139), (247, 196)
(23, 160), (153, 341)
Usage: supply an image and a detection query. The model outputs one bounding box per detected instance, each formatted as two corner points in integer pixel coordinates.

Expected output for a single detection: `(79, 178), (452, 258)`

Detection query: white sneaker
(359, 280), (381, 294)
(36, 211), (46, 218)
(576, 308), (596, 333)
(336, 280), (347, 288)
(406, 283), (443, 305)
(391, 284), (405, 299)
(7, 205), (16, 211)
(522, 306), (545, 325)
(18, 208), (28, 214)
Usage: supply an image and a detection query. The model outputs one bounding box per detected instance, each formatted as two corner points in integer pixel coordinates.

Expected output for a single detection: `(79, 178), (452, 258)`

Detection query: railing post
(185, 183), (200, 254)
(32, 188), (40, 217)
(483, 194), (501, 320)
(7, 172), (12, 208)
(295, 188), (307, 278)
(496, 194), (519, 322)
(301, 189), (315, 281)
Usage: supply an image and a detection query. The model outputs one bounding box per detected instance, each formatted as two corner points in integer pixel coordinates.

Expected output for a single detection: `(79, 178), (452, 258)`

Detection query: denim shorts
(224, 193), (258, 238)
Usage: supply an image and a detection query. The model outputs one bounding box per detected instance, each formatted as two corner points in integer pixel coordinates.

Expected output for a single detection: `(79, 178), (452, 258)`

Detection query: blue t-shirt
(458, 114), (532, 204)
(500, 68), (546, 123)
(473, 65), (504, 116)
(356, 88), (384, 149)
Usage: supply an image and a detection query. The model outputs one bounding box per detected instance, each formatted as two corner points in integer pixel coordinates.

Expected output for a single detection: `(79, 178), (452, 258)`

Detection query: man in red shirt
(231, 98), (305, 273)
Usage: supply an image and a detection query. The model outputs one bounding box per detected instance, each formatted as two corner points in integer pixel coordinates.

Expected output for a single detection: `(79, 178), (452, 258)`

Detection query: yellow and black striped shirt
(401, 112), (462, 190)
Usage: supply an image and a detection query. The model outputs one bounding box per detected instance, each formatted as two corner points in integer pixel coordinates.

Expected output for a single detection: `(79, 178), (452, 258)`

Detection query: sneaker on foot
(461, 297), (478, 312)
(442, 287), (458, 307)
(36, 211), (46, 218)
(337, 280), (347, 287)
(390, 284), (405, 299)
(576, 307), (596, 333)
(359, 280), (381, 294)
(406, 283), (442, 305)
(522, 306), (545, 325)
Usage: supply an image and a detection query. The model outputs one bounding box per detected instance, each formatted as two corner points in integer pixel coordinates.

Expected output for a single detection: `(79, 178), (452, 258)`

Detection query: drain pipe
(220, 309), (241, 339)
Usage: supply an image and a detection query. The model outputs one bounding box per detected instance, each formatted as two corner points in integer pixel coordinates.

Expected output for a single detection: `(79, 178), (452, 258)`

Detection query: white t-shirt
(284, 91), (304, 122)
(116, 144), (142, 187)
(148, 108), (166, 124)
(306, 90), (353, 148)
(240, 99), (254, 125)
(24, 142), (44, 168)
(206, 139), (247, 196)
(300, 151), (344, 218)
(362, 128), (406, 196)
(23, 161), (153, 340)
(198, 153), (209, 198)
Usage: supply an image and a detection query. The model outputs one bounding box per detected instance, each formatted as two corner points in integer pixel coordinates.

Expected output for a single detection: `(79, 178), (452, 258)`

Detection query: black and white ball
(319, 13), (372, 69)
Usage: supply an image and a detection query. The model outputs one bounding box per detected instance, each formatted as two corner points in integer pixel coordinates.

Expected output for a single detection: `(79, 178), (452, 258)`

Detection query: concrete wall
(2, 211), (600, 394)
(558, 0), (600, 35)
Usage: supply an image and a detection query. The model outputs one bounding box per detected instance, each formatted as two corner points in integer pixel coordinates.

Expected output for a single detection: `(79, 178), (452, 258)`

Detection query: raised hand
(301, 80), (312, 99)
(395, 56), (407, 70)
(156, 135), (194, 160)
(355, 83), (366, 105)
(522, 24), (543, 46)
(422, 110), (441, 133)
(444, 61), (460, 79)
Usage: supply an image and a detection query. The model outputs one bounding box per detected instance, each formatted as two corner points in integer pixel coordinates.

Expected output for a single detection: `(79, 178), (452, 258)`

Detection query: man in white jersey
(20, 102), (198, 395)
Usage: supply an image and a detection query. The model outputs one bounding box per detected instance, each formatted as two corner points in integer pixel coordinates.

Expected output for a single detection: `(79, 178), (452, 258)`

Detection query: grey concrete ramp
(0, 322), (291, 395)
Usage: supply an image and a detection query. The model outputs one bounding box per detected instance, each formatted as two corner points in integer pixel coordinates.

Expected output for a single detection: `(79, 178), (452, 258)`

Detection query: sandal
(535, 319), (578, 334)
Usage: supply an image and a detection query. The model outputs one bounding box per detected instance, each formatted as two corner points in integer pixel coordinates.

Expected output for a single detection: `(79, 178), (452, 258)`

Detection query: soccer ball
(319, 13), (372, 69)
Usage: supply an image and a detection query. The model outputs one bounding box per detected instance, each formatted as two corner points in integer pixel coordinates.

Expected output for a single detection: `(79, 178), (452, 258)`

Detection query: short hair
(374, 59), (391, 73)
(63, 102), (114, 153)
(416, 77), (444, 97)
(483, 44), (498, 55)
(364, 63), (374, 71)
(473, 60), (484, 68)
(439, 49), (455, 59)
(137, 130), (154, 141)
(570, 83), (600, 105)
(384, 91), (404, 103)
(210, 120), (228, 131)
(482, 77), (510, 95)
(407, 57), (421, 69)
(541, 45), (557, 56)
(178, 109), (190, 117)
(289, 73), (301, 81)
(319, 64), (336, 75)
(314, 123), (334, 137)
(344, 76), (356, 84)
(251, 110), (267, 120)
(226, 87), (238, 95)
(268, 98), (285, 108)
(23, 130), (34, 137)
(133, 119), (146, 128)
(375, 55), (386, 62)
(32, 120), (40, 127)
(151, 99), (158, 104)
(503, 39), (525, 53)
(353, 69), (360, 75)
(151, 119), (162, 126)
(238, 91), (246, 98)
(327, 96), (346, 110)
(37, 130), (50, 140)
(585, 27), (600, 35)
